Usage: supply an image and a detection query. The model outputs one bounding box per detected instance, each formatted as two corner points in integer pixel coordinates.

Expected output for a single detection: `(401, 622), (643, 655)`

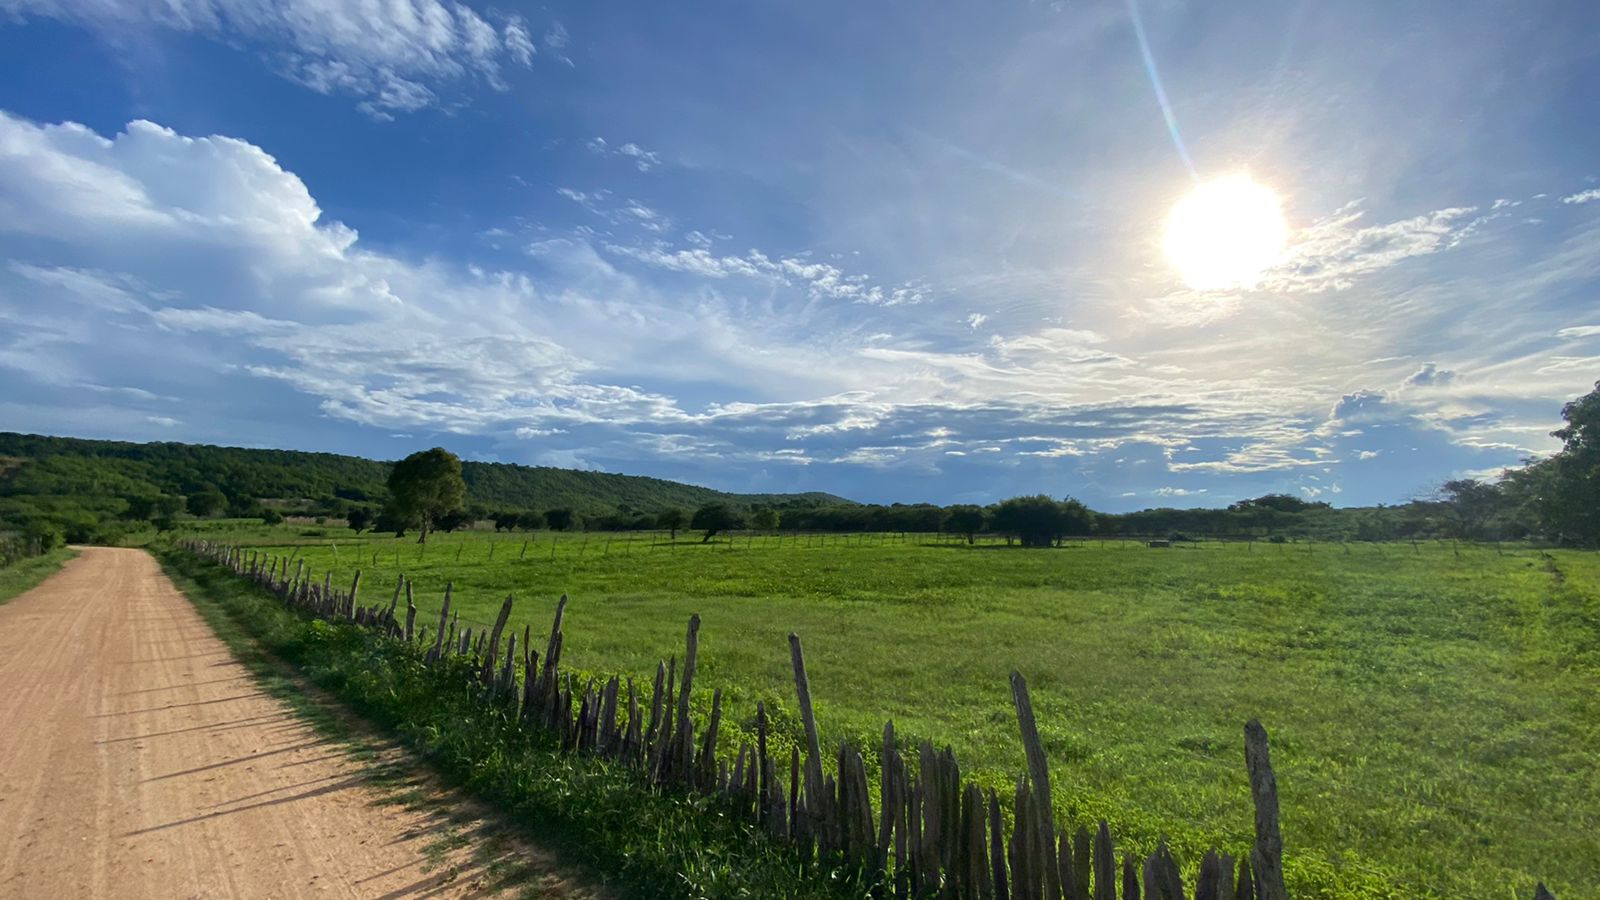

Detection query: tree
(493, 511), (521, 532)
(374, 505), (412, 537)
(518, 510), (546, 531)
(656, 507), (688, 539)
(260, 508), (284, 525)
(385, 448), (466, 543)
(347, 507), (374, 533)
(186, 488), (228, 518)
(153, 494), (185, 518)
(751, 507), (780, 531)
(945, 505), (986, 544)
(123, 495), (158, 521)
(435, 509), (474, 533)
(1436, 479), (1502, 540)
(692, 502), (745, 542)
(545, 508), (574, 531)
(1227, 494), (1320, 536)
(23, 520), (63, 552)
(989, 495), (1092, 548)
(1541, 379), (1600, 543)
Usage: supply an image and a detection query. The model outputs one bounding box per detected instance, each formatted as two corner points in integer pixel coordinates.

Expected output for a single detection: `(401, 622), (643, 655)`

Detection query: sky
(0, 0), (1597, 511)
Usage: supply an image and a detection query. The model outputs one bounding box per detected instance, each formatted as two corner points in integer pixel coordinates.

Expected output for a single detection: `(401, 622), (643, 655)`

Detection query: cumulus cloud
(1560, 188), (1600, 205)
(1, 0), (553, 117)
(1328, 390), (1399, 424)
(1403, 362), (1457, 388)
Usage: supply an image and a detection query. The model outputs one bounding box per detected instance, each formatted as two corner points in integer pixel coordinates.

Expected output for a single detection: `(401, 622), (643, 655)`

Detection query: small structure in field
(1147, 539), (1172, 548)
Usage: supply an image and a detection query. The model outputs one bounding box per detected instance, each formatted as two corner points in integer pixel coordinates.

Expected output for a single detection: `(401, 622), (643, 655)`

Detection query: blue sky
(1, 0), (1597, 510)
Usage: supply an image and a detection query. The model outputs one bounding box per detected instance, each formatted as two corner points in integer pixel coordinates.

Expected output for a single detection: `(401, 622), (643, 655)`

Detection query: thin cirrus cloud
(0, 0), (557, 118)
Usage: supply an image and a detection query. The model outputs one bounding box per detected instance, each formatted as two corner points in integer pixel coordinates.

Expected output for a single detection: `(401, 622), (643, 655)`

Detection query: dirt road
(0, 547), (586, 899)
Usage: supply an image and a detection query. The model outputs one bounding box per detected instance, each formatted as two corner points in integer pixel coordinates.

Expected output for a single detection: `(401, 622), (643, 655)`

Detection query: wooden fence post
(1244, 720), (1287, 900)
(789, 633), (828, 832)
(430, 583), (453, 660)
(673, 614), (702, 781)
(1011, 671), (1062, 900)
(346, 570), (362, 619)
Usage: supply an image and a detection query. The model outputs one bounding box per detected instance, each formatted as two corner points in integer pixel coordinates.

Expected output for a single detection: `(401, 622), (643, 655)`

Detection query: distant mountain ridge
(0, 432), (851, 515)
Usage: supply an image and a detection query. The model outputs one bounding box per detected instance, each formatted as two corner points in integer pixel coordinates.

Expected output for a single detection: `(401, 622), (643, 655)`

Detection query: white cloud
(1560, 188), (1600, 205)
(586, 137), (663, 172)
(605, 241), (928, 306)
(0, 110), (1561, 509)
(1328, 390), (1397, 424)
(966, 312), (987, 329)
(1557, 324), (1600, 339)
(1260, 202), (1477, 293)
(1402, 362), (1456, 388)
(2, 0), (550, 117)
(543, 21), (569, 49)
(503, 17), (535, 66)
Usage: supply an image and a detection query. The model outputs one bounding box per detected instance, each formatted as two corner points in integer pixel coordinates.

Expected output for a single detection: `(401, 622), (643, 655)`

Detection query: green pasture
(184, 524), (1600, 899)
(0, 545), (76, 605)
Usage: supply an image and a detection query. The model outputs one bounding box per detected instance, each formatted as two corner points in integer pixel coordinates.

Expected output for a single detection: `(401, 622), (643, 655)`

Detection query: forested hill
(0, 433), (847, 520)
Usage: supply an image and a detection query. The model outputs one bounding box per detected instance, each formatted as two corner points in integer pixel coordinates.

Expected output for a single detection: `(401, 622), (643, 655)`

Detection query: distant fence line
(180, 539), (1559, 900)
(258, 530), (1492, 576)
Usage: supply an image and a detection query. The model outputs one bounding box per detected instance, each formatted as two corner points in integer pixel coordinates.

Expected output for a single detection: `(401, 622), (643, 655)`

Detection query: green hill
(0, 433), (849, 538)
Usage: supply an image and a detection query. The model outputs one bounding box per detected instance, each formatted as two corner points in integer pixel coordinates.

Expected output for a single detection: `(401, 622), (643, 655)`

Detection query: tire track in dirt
(0, 547), (599, 899)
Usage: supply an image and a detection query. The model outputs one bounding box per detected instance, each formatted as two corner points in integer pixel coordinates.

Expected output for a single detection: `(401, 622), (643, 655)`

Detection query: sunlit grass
(187, 525), (1600, 899)
(0, 546), (76, 605)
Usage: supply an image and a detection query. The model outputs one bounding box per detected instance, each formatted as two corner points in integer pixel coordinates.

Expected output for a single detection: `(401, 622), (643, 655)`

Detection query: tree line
(5, 381), (1598, 551)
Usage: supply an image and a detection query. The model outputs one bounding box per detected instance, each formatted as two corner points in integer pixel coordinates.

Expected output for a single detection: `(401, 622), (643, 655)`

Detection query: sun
(1163, 174), (1287, 290)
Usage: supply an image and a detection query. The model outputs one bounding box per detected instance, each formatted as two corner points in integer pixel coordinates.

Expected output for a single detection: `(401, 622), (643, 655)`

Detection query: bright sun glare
(1164, 174), (1287, 290)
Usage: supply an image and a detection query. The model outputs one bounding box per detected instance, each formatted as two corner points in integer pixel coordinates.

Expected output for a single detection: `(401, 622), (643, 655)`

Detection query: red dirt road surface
(0, 547), (588, 899)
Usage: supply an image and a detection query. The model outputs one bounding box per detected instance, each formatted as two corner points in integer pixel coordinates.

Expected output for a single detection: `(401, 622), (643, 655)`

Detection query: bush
(23, 521), (64, 551)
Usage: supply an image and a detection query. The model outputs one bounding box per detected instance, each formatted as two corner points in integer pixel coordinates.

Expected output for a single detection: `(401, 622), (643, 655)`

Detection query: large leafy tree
(1540, 380), (1600, 543)
(385, 448), (466, 544)
(1435, 479), (1503, 540)
(656, 507), (688, 539)
(186, 487), (227, 517)
(945, 505), (986, 544)
(691, 502), (745, 543)
(1449, 380), (1600, 545)
(990, 495), (1093, 548)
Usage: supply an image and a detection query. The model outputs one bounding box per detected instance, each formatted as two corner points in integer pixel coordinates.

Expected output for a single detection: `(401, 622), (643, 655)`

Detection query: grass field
(0, 546), (76, 605)
(186, 525), (1600, 899)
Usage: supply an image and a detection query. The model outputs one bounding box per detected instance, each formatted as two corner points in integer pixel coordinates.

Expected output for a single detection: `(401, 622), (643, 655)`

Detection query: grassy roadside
(0, 546), (77, 605)
(155, 545), (859, 900)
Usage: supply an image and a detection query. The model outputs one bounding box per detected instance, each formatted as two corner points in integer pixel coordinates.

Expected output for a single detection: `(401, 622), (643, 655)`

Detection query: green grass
(157, 545), (860, 900)
(0, 546), (76, 604)
(183, 526), (1600, 899)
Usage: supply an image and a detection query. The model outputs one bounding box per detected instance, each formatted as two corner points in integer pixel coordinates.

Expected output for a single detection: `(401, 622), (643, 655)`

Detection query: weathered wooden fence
(180, 539), (1561, 900)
